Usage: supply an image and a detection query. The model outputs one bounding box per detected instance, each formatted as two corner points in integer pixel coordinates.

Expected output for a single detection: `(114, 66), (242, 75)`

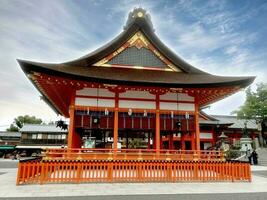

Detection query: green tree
(129, 138), (144, 149)
(233, 83), (267, 146)
(6, 115), (43, 132)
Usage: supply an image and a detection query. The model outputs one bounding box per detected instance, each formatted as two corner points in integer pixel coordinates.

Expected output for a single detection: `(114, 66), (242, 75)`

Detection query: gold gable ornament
(93, 31), (181, 72)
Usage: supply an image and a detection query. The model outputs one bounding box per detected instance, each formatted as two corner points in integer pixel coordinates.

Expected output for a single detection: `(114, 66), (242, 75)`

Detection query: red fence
(42, 149), (224, 161)
(17, 159), (251, 185)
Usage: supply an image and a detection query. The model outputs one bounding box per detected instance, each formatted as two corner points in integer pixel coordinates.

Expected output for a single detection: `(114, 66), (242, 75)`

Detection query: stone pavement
(0, 161), (267, 198)
(1, 193), (267, 200)
(257, 148), (267, 166)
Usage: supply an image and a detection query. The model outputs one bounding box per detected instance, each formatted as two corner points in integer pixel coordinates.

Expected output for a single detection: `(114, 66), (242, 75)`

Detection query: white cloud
(0, 0), (266, 130)
(0, 0), (99, 129)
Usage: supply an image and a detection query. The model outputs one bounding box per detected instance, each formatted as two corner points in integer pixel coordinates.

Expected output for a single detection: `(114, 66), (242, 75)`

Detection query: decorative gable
(107, 46), (167, 68)
(93, 31), (181, 72)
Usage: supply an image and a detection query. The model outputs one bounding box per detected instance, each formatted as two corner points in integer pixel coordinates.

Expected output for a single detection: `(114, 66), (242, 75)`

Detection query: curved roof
(18, 59), (254, 88)
(18, 8), (255, 87)
(17, 8), (256, 116)
(64, 14), (206, 74)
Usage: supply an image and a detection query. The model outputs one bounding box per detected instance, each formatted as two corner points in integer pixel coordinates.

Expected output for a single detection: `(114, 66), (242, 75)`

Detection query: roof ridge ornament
(124, 7), (154, 31)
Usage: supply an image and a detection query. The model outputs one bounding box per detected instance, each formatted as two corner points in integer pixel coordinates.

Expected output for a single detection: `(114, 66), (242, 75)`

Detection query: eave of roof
(20, 124), (68, 133)
(0, 132), (21, 137)
(18, 59), (255, 88)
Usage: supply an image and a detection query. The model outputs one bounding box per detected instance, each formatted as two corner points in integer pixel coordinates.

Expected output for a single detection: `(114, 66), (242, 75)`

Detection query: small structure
(17, 124), (67, 156)
(0, 131), (21, 158)
(218, 132), (229, 151)
(0, 131), (21, 146)
(16, 8), (253, 184)
(240, 122), (253, 152)
(199, 113), (259, 149)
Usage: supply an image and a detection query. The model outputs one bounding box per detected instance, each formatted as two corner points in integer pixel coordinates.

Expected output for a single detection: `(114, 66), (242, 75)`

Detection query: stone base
(240, 137), (253, 152)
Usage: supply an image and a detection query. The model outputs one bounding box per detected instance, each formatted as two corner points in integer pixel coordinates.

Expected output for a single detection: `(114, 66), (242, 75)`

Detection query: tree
(129, 138), (144, 149)
(6, 115), (42, 132)
(233, 83), (267, 146)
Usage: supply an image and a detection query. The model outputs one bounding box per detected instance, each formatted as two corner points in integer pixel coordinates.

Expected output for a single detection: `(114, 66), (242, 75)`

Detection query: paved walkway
(0, 162), (267, 198)
(1, 193), (267, 200)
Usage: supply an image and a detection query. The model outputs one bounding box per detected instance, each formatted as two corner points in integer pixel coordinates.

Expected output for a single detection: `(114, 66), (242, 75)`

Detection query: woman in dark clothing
(252, 150), (258, 165)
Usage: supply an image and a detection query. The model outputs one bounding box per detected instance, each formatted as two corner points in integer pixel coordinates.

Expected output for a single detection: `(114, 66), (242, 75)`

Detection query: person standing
(247, 150), (252, 164)
(252, 150), (258, 165)
(245, 146), (252, 164)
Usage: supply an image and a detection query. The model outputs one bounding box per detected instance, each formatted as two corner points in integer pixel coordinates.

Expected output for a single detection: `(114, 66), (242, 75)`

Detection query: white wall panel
(160, 92), (194, 101)
(160, 102), (195, 111)
(119, 100), (155, 109)
(119, 91), (155, 99)
(75, 97), (115, 107)
(76, 88), (115, 97)
(200, 133), (213, 139)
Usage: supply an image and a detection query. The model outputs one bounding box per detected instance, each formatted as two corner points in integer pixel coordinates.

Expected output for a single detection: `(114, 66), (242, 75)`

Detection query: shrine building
(18, 8), (254, 153)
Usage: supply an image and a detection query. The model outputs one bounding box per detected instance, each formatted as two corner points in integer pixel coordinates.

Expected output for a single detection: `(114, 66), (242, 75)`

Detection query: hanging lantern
(143, 110), (147, 117)
(185, 112), (189, 119)
(171, 111), (174, 118)
(128, 108), (132, 116)
(104, 108), (109, 116)
(185, 112), (189, 131)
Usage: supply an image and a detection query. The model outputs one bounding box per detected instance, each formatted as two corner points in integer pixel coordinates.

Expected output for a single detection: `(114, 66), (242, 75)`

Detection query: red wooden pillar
(195, 97), (200, 151)
(68, 105), (75, 148)
(113, 92), (119, 152)
(68, 92), (80, 148)
(155, 94), (160, 153)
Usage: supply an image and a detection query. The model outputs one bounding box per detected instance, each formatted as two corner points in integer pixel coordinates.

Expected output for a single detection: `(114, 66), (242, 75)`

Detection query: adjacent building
(17, 124), (67, 150)
(0, 131), (21, 155)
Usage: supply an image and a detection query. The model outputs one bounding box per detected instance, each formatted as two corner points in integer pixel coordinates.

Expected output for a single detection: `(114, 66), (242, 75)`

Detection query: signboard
(84, 137), (95, 148)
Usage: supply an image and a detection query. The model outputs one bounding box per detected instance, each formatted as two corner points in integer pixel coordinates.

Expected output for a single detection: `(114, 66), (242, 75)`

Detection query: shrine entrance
(77, 128), (154, 149)
(119, 129), (154, 149)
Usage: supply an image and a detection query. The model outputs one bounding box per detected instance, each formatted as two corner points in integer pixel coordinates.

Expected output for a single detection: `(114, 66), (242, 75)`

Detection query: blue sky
(0, 0), (267, 130)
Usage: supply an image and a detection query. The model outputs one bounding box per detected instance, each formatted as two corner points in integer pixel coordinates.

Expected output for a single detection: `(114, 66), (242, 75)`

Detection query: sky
(0, 0), (267, 130)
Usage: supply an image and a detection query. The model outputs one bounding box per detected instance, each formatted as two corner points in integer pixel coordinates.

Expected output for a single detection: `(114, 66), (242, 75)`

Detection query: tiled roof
(0, 132), (21, 137)
(211, 115), (258, 129)
(20, 124), (68, 133)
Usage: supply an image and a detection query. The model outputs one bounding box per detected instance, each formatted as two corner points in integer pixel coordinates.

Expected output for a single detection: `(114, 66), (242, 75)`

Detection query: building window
(32, 134), (37, 139)
(48, 134), (53, 139)
(37, 134), (42, 139)
(62, 134), (66, 140)
(48, 134), (63, 140)
(56, 134), (61, 140)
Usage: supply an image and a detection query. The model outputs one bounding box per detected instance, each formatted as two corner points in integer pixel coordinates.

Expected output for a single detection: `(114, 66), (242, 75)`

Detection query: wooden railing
(17, 159), (251, 185)
(16, 158), (42, 185)
(42, 148), (225, 161)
